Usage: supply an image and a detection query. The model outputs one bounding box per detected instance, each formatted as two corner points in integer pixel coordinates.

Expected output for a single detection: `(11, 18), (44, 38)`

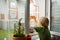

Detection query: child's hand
(29, 27), (34, 29)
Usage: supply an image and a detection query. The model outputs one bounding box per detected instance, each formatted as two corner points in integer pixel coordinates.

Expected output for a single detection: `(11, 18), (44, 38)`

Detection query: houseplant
(13, 18), (27, 40)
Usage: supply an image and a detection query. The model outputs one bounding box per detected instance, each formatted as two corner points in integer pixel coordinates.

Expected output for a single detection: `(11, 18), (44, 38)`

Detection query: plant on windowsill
(13, 18), (27, 40)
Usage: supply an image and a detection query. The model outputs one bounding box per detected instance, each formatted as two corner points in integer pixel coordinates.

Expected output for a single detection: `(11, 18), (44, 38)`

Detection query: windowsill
(50, 31), (60, 36)
(1, 31), (60, 40)
(29, 32), (38, 36)
(30, 31), (60, 36)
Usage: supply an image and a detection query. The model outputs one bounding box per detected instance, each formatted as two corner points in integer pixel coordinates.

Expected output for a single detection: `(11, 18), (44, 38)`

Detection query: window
(50, 0), (60, 32)
(0, 0), (27, 40)
(0, 0), (46, 40)
(30, 0), (40, 27)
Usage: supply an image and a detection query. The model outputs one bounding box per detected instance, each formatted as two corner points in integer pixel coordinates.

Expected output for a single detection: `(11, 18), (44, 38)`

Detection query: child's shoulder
(34, 25), (45, 32)
(34, 25), (44, 29)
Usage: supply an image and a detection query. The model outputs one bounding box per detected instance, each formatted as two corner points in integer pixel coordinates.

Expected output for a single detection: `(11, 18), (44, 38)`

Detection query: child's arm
(34, 26), (44, 32)
(30, 26), (44, 32)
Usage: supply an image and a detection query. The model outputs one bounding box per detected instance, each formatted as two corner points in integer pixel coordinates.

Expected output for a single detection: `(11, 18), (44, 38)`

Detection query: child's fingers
(30, 27), (34, 29)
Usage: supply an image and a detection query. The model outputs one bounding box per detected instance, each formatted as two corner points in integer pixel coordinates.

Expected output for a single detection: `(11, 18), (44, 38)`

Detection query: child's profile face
(44, 21), (49, 27)
(39, 17), (49, 27)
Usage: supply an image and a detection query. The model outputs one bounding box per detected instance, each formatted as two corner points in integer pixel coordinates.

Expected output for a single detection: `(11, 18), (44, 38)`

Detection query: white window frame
(45, 0), (51, 30)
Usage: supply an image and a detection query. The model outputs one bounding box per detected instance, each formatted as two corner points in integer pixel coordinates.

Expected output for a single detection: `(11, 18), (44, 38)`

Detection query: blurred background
(0, 0), (60, 40)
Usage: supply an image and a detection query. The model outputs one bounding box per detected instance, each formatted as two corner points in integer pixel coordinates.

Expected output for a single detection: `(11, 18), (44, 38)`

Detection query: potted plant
(13, 18), (27, 40)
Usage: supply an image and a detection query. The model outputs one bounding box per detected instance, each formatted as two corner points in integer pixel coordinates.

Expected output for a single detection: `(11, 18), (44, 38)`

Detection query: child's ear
(39, 22), (42, 25)
(45, 22), (48, 26)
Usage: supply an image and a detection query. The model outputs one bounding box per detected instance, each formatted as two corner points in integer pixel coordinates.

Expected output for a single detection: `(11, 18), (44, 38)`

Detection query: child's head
(39, 17), (49, 27)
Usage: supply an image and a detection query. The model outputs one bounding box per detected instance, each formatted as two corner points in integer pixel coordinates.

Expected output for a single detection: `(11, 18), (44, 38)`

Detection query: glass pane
(51, 0), (60, 32)
(29, 0), (40, 33)
(0, 0), (8, 38)
(0, 0), (26, 40)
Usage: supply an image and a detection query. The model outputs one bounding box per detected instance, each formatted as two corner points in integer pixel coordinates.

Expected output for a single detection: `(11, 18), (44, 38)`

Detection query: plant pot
(27, 35), (32, 40)
(13, 37), (27, 40)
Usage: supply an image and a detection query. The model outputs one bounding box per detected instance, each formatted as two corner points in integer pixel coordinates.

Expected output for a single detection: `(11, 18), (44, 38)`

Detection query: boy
(34, 17), (51, 40)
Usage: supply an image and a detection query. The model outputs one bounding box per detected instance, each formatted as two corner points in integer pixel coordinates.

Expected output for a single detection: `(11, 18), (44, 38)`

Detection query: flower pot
(13, 37), (27, 40)
(27, 35), (32, 40)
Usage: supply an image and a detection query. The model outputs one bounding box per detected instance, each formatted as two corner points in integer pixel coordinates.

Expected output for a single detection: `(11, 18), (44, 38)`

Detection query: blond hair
(39, 17), (49, 27)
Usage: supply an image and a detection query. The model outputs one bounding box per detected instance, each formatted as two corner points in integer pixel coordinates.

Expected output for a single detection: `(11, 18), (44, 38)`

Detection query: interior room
(0, 0), (60, 40)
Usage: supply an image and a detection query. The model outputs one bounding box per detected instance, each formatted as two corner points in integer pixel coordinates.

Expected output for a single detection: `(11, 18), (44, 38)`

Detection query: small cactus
(14, 18), (25, 37)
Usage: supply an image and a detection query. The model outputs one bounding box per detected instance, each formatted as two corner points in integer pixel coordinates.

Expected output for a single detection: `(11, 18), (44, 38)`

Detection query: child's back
(34, 26), (51, 40)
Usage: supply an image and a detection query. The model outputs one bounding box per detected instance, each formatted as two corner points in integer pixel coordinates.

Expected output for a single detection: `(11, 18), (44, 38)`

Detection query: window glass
(30, 0), (40, 33)
(0, 0), (26, 40)
(30, 0), (40, 27)
(51, 0), (60, 32)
